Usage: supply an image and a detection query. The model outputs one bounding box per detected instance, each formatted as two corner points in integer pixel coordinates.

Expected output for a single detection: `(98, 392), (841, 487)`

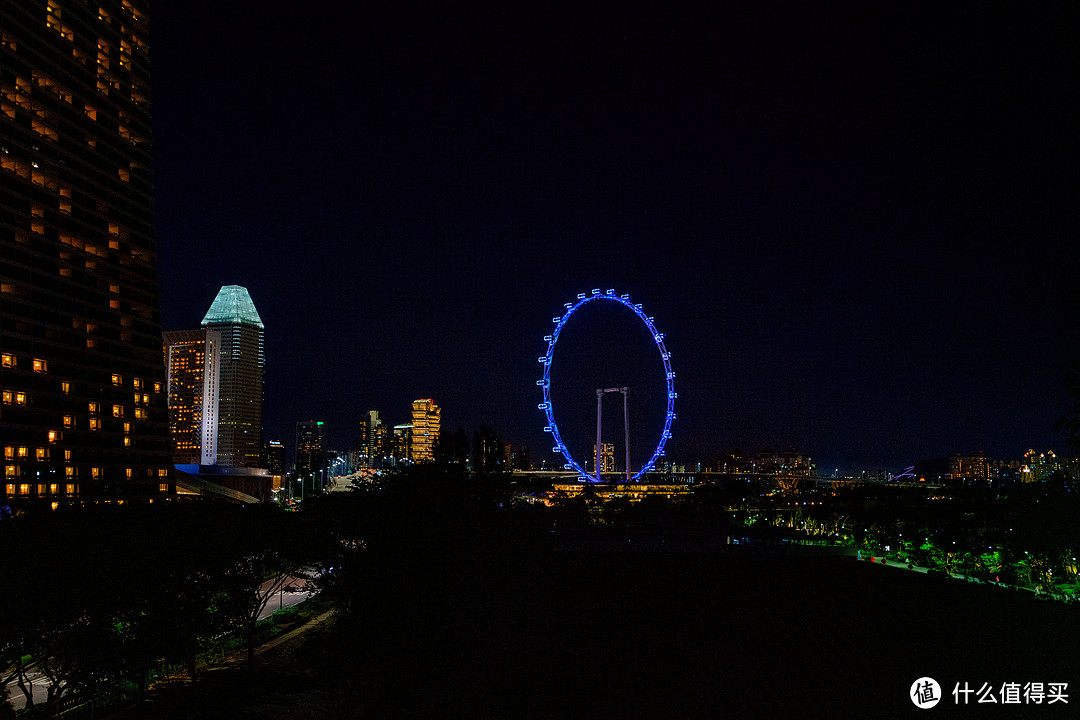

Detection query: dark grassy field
(116, 548), (1080, 719)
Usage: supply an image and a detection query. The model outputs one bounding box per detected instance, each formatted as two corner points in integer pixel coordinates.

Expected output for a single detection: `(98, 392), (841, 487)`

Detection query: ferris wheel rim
(537, 289), (675, 481)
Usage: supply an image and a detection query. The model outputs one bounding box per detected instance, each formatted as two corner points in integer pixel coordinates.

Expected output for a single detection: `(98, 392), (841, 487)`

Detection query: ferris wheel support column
(595, 389), (604, 482)
(622, 387), (630, 483)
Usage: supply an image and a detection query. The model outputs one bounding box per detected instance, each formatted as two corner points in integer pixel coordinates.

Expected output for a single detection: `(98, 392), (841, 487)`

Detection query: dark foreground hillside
(122, 547), (1080, 720)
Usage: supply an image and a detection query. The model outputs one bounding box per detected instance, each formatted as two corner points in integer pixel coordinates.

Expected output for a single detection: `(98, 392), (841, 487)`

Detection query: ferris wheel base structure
(537, 289), (676, 483)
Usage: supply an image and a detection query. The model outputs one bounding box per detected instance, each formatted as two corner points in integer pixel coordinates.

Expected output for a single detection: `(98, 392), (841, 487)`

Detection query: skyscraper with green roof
(163, 286), (264, 470)
(200, 285), (264, 468)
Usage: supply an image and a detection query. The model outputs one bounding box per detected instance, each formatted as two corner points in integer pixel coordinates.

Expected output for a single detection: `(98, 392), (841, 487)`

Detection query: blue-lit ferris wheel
(537, 289), (676, 481)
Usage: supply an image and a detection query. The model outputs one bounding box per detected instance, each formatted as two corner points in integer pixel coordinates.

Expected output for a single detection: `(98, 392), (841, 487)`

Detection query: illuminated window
(142, 394), (149, 404)
(111, 373), (121, 386)
(134, 408), (147, 419)
(32, 358), (47, 373)
(1, 353), (14, 367)
(37, 484), (46, 495)
(89, 418), (100, 431)
(125, 468), (132, 478)
(154, 382), (162, 393)
(36, 448), (47, 460)
(5, 467), (15, 479)
(91, 468), (101, 479)
(16, 447), (27, 458)
(2, 392), (11, 404)
(65, 483), (75, 495)
(133, 378), (141, 390)
(64, 450), (71, 460)
(65, 467), (73, 477)
(157, 468), (168, 477)
(3, 447), (11, 459)
(158, 483), (169, 493)
(63, 415), (73, 427)
(18, 484), (29, 495)
(47, 430), (59, 442)
(133, 393), (140, 404)
(112, 405), (123, 417)
(49, 483), (58, 494)
(88, 402), (98, 413)
(123, 436), (131, 447)
(51, 501), (58, 511)
(15, 393), (27, 405)
(61, 381), (70, 393)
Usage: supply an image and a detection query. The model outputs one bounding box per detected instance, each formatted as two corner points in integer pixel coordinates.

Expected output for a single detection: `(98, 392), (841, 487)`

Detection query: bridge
(510, 469), (940, 489)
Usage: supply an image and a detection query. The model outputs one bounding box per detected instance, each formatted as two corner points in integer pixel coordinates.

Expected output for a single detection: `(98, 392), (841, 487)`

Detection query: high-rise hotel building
(1, 1), (172, 503)
(162, 327), (220, 465)
(410, 399), (440, 462)
(163, 286), (264, 469)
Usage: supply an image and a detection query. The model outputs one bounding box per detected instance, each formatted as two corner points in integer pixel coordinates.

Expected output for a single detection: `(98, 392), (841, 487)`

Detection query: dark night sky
(148, 1), (1079, 473)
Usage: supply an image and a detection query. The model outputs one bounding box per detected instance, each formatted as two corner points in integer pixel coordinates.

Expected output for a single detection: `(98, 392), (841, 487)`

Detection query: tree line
(0, 502), (322, 717)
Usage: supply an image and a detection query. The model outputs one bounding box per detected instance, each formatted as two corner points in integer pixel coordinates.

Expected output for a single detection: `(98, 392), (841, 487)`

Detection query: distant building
(295, 421), (324, 477)
(594, 442), (616, 473)
(263, 440), (285, 476)
(358, 409), (384, 467)
(390, 423), (412, 461)
(1, 0), (173, 504)
(949, 453), (989, 484)
(504, 444), (531, 471)
(716, 448), (815, 477)
(410, 399), (440, 462)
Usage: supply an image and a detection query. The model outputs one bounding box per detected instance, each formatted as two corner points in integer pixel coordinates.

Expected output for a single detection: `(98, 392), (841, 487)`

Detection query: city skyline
(149, 2), (1079, 473)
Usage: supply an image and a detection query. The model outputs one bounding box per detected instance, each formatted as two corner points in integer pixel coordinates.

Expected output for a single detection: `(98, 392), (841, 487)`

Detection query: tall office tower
(263, 439), (285, 476)
(410, 399), (440, 462)
(200, 285), (263, 468)
(162, 328), (220, 464)
(295, 421), (323, 478)
(1, 1), (173, 503)
(358, 409), (383, 466)
(390, 423), (412, 461)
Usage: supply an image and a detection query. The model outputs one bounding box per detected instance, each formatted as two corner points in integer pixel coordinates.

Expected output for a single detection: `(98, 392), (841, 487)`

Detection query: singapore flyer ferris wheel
(537, 289), (676, 481)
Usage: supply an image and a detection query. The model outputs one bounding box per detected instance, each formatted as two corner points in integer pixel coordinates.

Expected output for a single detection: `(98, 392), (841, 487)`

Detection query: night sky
(149, 1), (1079, 473)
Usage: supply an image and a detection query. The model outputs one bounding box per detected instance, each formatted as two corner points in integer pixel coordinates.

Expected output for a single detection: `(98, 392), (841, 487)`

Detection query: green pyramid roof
(201, 285), (264, 328)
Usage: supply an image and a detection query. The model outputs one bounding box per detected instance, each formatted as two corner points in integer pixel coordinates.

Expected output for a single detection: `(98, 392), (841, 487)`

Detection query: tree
(212, 506), (316, 669)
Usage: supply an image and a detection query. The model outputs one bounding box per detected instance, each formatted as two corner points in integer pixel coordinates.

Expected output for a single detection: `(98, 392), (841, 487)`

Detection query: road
(259, 574), (313, 620)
